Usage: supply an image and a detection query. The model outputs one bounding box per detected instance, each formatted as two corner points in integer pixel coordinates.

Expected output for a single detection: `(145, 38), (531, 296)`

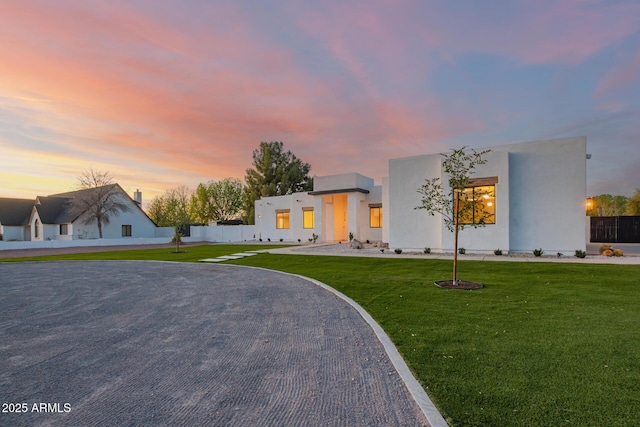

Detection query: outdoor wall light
(586, 198), (593, 211)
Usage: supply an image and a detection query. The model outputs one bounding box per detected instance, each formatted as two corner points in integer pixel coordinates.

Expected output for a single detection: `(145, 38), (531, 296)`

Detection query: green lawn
(0, 244), (288, 263)
(3, 245), (639, 426)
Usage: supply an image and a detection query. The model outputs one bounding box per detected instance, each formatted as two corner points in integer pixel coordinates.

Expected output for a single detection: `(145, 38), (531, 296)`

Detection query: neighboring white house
(254, 136), (588, 253)
(0, 184), (160, 241)
(0, 198), (34, 241)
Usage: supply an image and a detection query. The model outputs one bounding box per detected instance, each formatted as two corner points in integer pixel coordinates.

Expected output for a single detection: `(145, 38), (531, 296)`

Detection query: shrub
(602, 249), (614, 257)
(0, 233), (3, 241)
(458, 247), (466, 255)
(267, 238), (271, 242)
(279, 238), (283, 242)
(424, 247), (431, 254)
(574, 249), (586, 258)
(613, 249), (624, 257)
(494, 248), (503, 256)
(394, 248), (402, 254)
(311, 233), (319, 243)
(297, 238), (301, 243)
(533, 248), (544, 257)
(348, 232), (354, 241)
(599, 244), (613, 254)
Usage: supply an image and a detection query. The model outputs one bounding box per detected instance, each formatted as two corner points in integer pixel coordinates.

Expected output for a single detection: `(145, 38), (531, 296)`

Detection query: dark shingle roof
(0, 198), (34, 226)
(34, 197), (78, 224)
(49, 184), (118, 199)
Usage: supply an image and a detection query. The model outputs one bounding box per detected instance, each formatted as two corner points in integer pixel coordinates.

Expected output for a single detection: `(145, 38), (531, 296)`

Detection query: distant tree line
(146, 141), (313, 228)
(588, 191), (640, 216)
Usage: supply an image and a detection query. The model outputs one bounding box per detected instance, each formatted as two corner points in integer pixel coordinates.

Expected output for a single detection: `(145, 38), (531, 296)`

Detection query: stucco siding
(442, 151), (510, 253)
(251, 137), (586, 252)
(2, 226), (26, 241)
(388, 136), (586, 252)
(254, 192), (316, 242)
(505, 137), (586, 252)
(382, 177), (390, 243)
(388, 154), (443, 250)
(73, 206), (157, 239)
(313, 173), (374, 192)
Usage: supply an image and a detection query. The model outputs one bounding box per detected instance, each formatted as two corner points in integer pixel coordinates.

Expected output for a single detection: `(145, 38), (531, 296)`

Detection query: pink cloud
(595, 50), (640, 97)
(3, 0), (633, 201)
(413, 0), (640, 65)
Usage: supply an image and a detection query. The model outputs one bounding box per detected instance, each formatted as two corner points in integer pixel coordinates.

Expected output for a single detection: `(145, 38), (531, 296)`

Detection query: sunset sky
(1, 0), (639, 203)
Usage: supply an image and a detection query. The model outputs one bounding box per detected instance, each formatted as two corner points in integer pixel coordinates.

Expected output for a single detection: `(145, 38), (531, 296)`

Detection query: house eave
(308, 188), (370, 196)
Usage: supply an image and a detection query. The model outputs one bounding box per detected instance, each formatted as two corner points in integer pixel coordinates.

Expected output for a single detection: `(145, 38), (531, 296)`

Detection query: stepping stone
(247, 249), (269, 253)
(217, 255), (244, 260)
(199, 258), (227, 263)
(233, 252), (257, 256)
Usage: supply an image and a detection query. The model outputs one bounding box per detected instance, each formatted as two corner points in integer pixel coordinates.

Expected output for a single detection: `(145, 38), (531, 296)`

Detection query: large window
(303, 208), (314, 229)
(455, 185), (495, 225)
(122, 224), (132, 237)
(369, 204), (382, 228)
(276, 210), (290, 229)
(60, 224), (69, 235)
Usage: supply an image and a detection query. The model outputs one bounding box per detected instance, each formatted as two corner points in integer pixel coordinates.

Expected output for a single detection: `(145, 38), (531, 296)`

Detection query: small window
(303, 208), (314, 229)
(122, 225), (132, 237)
(34, 219), (40, 238)
(60, 224), (69, 235)
(276, 210), (290, 229)
(369, 205), (382, 228)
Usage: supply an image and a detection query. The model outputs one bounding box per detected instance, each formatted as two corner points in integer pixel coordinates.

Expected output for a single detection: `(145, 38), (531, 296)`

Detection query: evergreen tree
(243, 142), (313, 224)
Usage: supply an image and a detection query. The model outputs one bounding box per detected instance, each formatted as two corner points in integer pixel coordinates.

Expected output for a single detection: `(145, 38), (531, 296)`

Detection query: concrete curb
(231, 263), (449, 427)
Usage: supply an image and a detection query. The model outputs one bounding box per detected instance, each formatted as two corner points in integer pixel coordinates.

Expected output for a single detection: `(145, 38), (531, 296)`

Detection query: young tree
(415, 147), (491, 286)
(72, 169), (131, 238)
(625, 189), (640, 215)
(243, 141), (313, 224)
(191, 178), (245, 223)
(147, 186), (193, 252)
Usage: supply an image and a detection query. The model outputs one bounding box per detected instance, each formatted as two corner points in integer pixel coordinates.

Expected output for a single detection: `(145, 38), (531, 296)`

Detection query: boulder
(350, 238), (363, 249)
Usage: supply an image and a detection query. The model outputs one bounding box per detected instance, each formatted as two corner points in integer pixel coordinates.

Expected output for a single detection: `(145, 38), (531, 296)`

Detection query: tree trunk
(97, 218), (103, 239)
(453, 193), (459, 286)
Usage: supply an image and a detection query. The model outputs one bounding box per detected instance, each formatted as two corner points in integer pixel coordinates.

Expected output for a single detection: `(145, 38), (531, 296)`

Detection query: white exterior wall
(30, 210), (43, 241)
(388, 136), (586, 252)
(388, 154), (443, 250)
(189, 224), (257, 242)
(252, 174), (383, 244)
(2, 225), (28, 241)
(355, 185), (383, 243)
(441, 151), (510, 253)
(254, 192), (317, 242)
(505, 137), (586, 252)
(72, 205), (157, 239)
(314, 173), (374, 192)
(382, 177), (390, 244)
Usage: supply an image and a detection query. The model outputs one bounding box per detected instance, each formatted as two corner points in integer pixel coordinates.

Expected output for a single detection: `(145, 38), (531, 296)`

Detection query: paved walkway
(0, 261), (439, 427)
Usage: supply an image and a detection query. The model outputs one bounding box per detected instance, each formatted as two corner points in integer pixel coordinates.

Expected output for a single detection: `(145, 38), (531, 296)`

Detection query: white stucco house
(0, 184), (159, 241)
(254, 136), (588, 253)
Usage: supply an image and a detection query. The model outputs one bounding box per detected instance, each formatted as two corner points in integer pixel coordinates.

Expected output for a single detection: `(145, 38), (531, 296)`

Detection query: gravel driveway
(1, 261), (432, 426)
